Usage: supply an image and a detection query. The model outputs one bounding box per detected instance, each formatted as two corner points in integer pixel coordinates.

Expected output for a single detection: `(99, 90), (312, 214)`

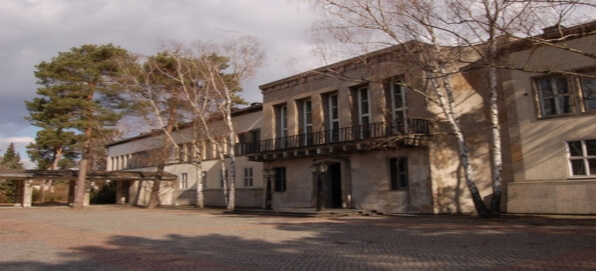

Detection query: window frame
(243, 167), (254, 187)
(535, 75), (574, 117)
(566, 139), (596, 177)
(180, 173), (188, 190)
(357, 86), (371, 126)
(328, 93), (340, 143)
(389, 157), (409, 190)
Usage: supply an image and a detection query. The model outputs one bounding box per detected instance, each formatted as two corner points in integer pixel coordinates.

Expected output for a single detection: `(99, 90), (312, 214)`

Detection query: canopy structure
(0, 169), (177, 207)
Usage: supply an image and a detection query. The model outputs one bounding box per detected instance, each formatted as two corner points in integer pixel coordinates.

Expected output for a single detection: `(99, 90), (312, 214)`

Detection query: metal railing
(237, 118), (431, 155)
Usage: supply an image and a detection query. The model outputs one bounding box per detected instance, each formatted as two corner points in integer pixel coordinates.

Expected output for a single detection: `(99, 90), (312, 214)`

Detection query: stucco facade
(106, 104), (264, 208)
(503, 29), (596, 214)
(243, 46), (496, 214)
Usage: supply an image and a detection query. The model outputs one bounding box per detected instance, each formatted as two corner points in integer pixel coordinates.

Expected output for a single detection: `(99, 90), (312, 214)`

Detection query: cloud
(0, 0), (320, 141)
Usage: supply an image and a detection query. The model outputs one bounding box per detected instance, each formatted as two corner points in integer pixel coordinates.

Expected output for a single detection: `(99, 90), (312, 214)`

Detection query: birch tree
(166, 37), (264, 210)
(119, 50), (200, 208)
(306, 0), (595, 217)
(119, 36), (263, 210)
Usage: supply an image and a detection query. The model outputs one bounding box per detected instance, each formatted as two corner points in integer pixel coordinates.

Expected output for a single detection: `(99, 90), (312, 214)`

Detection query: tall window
(580, 77), (596, 111)
(567, 139), (596, 176)
(389, 157), (409, 190)
(328, 93), (340, 142)
(276, 104), (288, 149)
(390, 81), (407, 133)
(180, 173), (188, 190)
(357, 86), (371, 138)
(244, 168), (253, 187)
(302, 100), (313, 145)
(279, 104), (288, 137)
(536, 76), (572, 116)
(201, 171), (207, 188)
(274, 167), (286, 192)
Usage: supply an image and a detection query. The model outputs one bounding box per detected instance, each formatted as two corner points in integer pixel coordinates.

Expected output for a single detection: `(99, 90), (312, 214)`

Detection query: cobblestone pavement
(1, 206), (596, 270)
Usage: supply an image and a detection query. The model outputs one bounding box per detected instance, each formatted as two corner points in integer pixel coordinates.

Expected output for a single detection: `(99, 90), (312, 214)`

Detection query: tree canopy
(25, 43), (131, 209)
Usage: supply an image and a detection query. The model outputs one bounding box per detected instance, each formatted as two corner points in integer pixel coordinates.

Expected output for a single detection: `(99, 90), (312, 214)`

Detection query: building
(502, 22), (596, 214)
(106, 103), (263, 208)
(106, 21), (596, 215)
(239, 43), (497, 214)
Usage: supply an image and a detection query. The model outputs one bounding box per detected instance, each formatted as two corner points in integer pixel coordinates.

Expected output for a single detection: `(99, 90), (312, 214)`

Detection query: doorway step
(226, 208), (380, 217)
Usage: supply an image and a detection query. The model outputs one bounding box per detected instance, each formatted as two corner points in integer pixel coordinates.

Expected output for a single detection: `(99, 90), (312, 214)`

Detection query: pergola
(0, 169), (177, 207)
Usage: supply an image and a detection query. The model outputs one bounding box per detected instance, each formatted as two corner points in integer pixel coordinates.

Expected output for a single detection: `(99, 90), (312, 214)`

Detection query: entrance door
(328, 163), (342, 208)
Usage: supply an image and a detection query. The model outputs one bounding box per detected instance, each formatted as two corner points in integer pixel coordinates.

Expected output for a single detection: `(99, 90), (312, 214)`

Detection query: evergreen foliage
(25, 44), (131, 208)
(0, 142), (23, 202)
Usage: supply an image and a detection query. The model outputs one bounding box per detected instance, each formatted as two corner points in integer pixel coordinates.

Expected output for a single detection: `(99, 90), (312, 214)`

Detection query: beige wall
(109, 108), (264, 207)
(503, 35), (596, 214)
(260, 51), (496, 214)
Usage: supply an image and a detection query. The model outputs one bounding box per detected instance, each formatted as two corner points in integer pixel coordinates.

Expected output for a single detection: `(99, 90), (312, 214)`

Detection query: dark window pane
(399, 174), (408, 189)
(581, 78), (596, 111)
(586, 140), (596, 156)
(538, 79), (554, 97)
(389, 158), (408, 190)
(588, 159), (596, 175)
(558, 96), (571, 113)
(389, 158), (398, 190)
(571, 159), (586, 175)
(275, 167), (286, 192)
(568, 141), (584, 156)
(542, 98), (556, 116)
(555, 77), (569, 94)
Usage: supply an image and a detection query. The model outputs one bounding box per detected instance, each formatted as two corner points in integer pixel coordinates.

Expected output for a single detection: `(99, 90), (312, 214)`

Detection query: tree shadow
(2, 215), (596, 270)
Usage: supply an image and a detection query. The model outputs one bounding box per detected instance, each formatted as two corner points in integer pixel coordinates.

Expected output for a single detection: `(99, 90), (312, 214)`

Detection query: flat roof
(0, 169), (177, 181)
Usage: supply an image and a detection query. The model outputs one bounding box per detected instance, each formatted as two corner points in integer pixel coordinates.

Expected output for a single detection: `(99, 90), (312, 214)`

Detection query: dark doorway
(121, 181), (131, 204)
(328, 163), (342, 208)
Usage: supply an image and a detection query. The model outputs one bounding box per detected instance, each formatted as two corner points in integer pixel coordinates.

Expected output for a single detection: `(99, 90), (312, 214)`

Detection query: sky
(0, 0), (321, 168)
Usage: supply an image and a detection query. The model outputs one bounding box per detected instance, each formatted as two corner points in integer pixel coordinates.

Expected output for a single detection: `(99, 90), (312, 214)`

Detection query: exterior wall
(504, 35), (596, 214)
(108, 107), (264, 208)
(260, 50), (494, 214)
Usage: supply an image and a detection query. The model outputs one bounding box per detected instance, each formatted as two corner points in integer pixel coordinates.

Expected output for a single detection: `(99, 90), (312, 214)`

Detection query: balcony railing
(237, 118), (431, 155)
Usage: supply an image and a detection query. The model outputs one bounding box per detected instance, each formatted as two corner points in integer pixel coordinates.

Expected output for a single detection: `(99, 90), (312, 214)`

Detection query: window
(201, 171), (207, 188)
(580, 77), (596, 111)
(244, 168), (253, 187)
(358, 86), (370, 125)
(301, 100), (313, 145)
(389, 157), (409, 190)
(567, 139), (596, 176)
(274, 167), (286, 192)
(328, 93), (340, 142)
(278, 104), (288, 137)
(180, 173), (188, 190)
(536, 76), (572, 116)
(389, 81), (407, 133)
(276, 104), (288, 149)
(357, 86), (371, 138)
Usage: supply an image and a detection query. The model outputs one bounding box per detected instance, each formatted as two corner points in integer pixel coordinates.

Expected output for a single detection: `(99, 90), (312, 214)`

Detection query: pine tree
(1, 143), (24, 169)
(27, 44), (130, 209)
(0, 143), (23, 203)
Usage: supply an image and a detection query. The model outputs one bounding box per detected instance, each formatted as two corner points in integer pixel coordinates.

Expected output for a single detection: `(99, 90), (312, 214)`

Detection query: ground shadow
(1, 214), (596, 270)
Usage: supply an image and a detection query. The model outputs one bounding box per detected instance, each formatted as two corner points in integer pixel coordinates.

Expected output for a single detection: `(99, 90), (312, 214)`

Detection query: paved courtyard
(1, 206), (595, 270)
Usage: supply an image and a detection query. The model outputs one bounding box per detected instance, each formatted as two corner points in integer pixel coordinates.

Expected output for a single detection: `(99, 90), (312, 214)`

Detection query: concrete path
(1, 206), (595, 270)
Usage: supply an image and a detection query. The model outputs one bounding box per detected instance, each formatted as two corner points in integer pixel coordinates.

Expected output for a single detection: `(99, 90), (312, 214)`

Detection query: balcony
(237, 118), (432, 161)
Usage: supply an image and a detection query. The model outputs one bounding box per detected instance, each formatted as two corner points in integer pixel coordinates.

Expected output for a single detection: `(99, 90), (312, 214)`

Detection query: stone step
(225, 208), (379, 217)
